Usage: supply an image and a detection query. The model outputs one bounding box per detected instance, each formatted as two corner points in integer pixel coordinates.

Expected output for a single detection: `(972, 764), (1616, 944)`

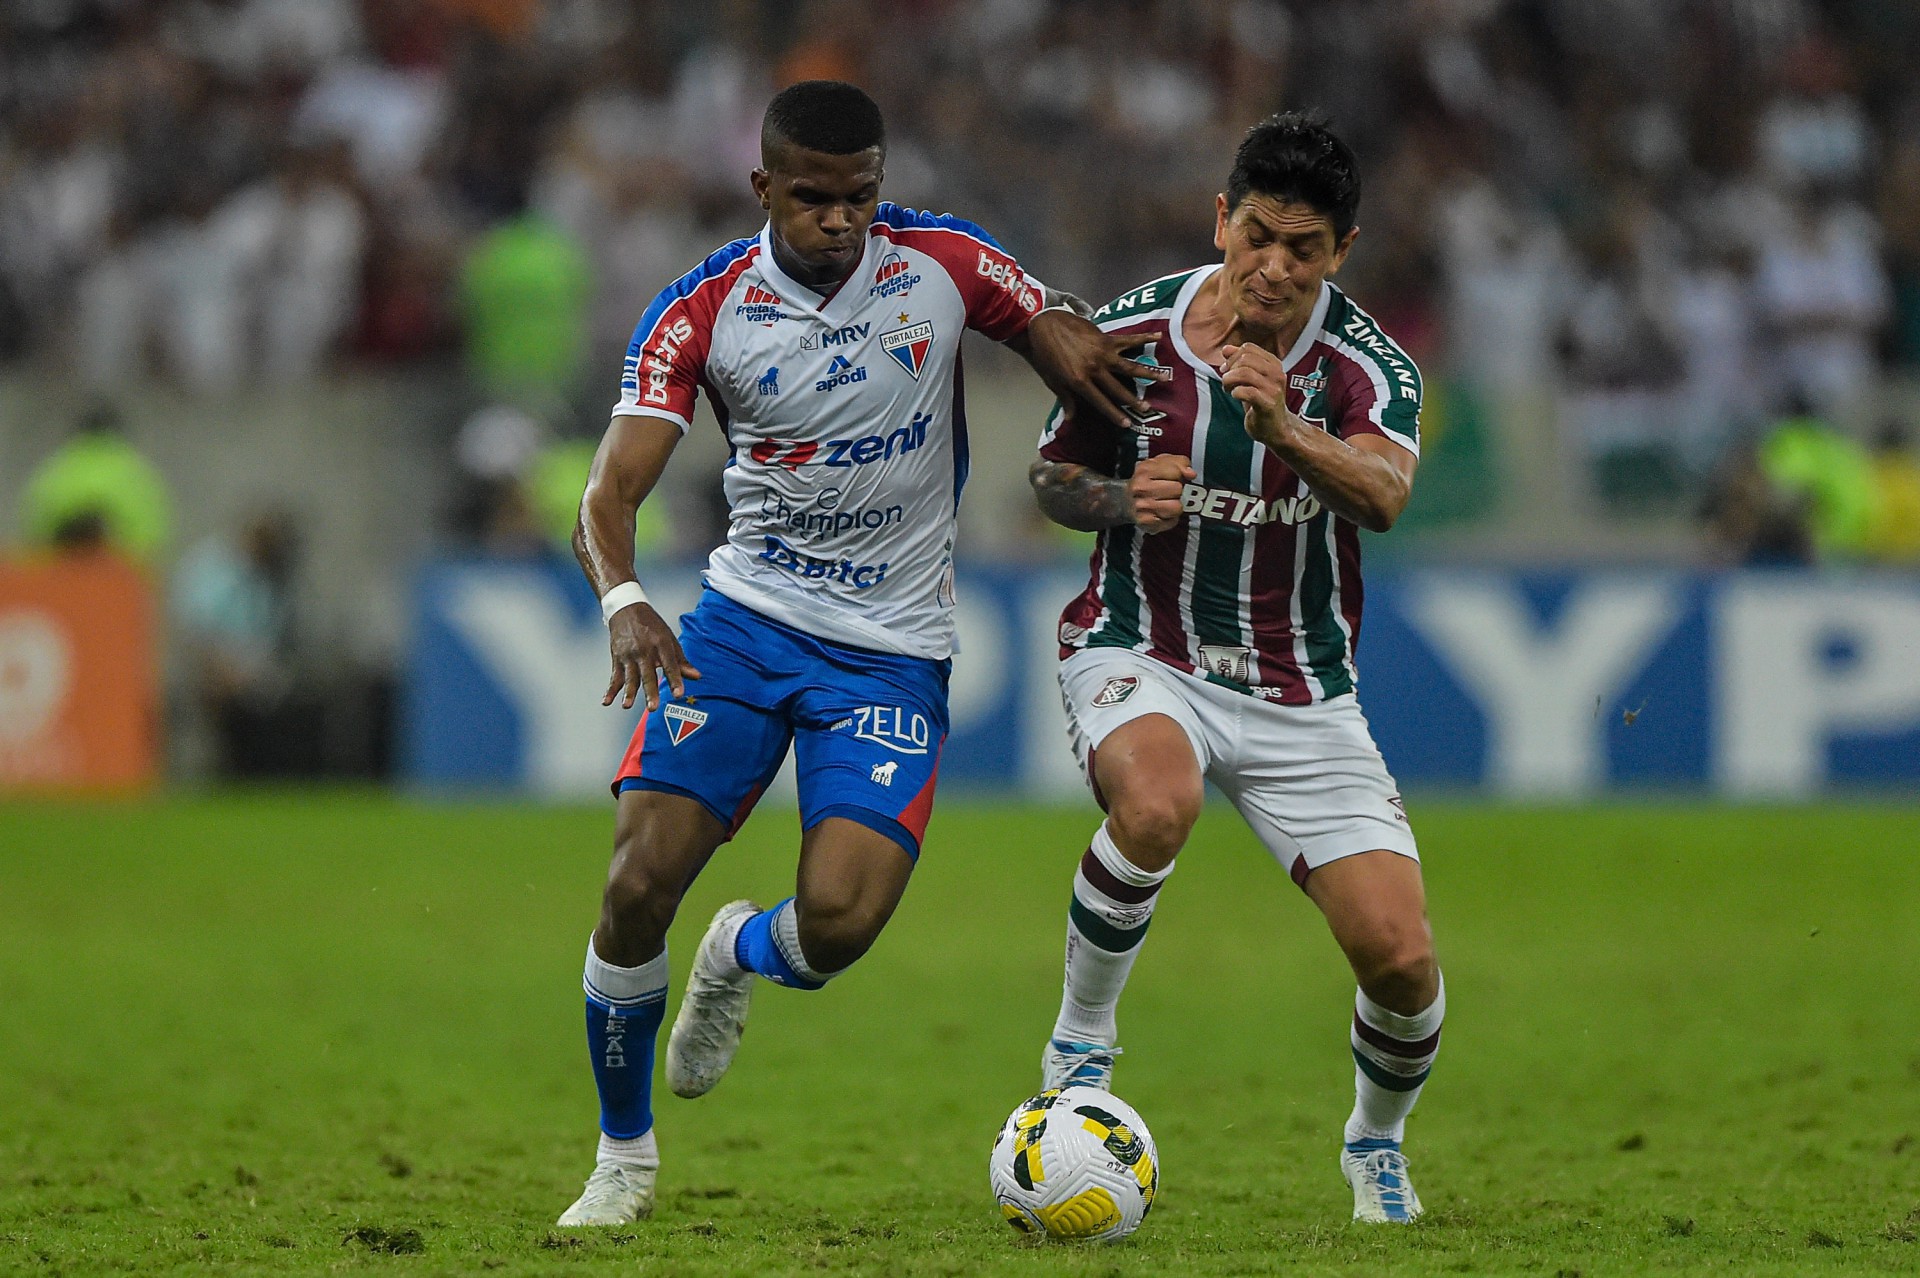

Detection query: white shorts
(1058, 647), (1418, 885)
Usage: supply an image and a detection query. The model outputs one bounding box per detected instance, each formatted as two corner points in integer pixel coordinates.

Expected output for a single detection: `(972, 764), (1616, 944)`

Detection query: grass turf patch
(2, 793), (1917, 1274)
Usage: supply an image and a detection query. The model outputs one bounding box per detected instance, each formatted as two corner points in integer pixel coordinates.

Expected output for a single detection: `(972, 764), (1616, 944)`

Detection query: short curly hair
(762, 80), (886, 160)
(1226, 111), (1361, 240)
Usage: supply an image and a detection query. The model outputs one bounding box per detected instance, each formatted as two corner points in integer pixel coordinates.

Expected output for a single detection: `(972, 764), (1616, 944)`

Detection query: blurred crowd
(5, 0), (1920, 559)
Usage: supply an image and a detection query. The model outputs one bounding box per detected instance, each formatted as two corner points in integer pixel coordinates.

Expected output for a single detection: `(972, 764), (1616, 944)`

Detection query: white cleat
(666, 900), (760, 1099)
(556, 1161), (656, 1226)
(1341, 1138), (1424, 1223)
(1040, 1037), (1121, 1091)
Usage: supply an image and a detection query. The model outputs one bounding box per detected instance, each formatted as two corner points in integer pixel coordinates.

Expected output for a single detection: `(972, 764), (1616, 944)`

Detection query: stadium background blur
(5, 5), (1920, 1273)
(3, 0), (1918, 791)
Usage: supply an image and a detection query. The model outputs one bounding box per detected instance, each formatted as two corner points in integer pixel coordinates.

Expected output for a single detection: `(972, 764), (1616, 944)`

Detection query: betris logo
(975, 251), (1040, 313)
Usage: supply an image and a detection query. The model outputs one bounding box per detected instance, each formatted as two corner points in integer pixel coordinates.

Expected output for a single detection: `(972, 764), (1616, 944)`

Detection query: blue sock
(733, 898), (828, 990)
(582, 941), (669, 1139)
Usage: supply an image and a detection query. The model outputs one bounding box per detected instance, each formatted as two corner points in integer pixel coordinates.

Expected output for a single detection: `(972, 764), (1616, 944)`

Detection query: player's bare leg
(1044, 714), (1202, 1089)
(600, 790), (730, 966)
(1305, 850), (1442, 1223)
(560, 790), (727, 1227)
(667, 818), (915, 1098)
(791, 817), (916, 971)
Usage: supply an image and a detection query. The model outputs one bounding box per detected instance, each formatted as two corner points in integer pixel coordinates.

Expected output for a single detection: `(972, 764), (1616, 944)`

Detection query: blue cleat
(1341, 1138), (1424, 1222)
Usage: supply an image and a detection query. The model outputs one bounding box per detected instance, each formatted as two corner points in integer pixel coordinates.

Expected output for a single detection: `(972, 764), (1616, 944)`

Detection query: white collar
(1166, 264), (1332, 379)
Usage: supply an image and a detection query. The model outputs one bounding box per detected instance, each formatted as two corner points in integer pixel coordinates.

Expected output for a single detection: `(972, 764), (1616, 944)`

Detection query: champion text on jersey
(760, 490), (905, 538)
(1092, 677), (1139, 707)
(880, 321), (935, 380)
(664, 703), (709, 744)
(748, 413), (931, 472)
(1180, 483), (1324, 527)
(757, 365), (780, 396)
(815, 354), (868, 392)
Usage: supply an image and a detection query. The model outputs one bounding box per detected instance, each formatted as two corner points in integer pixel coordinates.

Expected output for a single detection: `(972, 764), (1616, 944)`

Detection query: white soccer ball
(989, 1085), (1159, 1242)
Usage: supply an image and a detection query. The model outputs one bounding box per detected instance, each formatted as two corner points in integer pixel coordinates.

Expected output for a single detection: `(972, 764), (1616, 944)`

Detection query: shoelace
(1356, 1147), (1413, 1212)
(1051, 1042), (1121, 1083)
(679, 961), (750, 1055)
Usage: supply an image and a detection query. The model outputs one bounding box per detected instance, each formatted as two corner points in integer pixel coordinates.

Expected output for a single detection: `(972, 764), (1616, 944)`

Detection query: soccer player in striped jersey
(1029, 112), (1443, 1224)
(556, 81), (1163, 1227)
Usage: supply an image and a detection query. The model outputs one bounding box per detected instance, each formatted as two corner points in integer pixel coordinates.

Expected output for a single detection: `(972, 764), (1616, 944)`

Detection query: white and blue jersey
(608, 206), (1041, 853)
(614, 204), (1042, 660)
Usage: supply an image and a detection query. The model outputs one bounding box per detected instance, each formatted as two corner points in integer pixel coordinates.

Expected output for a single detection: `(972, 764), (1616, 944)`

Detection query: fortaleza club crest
(880, 320), (934, 380)
(1092, 676), (1139, 708)
(663, 703), (708, 745)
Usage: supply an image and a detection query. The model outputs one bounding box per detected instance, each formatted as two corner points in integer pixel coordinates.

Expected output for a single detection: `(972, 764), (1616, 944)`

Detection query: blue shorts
(612, 589), (949, 858)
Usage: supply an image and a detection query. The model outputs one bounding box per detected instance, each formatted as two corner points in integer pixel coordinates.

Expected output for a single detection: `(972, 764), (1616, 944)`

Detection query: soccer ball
(989, 1085), (1158, 1242)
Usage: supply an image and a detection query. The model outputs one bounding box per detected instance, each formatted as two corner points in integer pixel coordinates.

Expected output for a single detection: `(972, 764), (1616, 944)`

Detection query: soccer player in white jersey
(1028, 112), (1444, 1224)
(557, 81), (1164, 1226)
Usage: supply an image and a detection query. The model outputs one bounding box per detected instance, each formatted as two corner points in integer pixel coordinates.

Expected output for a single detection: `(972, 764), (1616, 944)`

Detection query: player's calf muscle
(793, 869), (907, 972)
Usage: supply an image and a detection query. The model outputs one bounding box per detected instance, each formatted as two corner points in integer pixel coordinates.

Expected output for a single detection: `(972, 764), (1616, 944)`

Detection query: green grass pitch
(2, 793), (1917, 1275)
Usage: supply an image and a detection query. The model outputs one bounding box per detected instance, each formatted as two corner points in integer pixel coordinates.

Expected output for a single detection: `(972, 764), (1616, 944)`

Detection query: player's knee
(600, 845), (685, 952)
(1348, 920), (1437, 1012)
(1107, 781), (1202, 867)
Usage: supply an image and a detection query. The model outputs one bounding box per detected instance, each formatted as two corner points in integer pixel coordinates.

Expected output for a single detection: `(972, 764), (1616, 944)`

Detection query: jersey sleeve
(1037, 397), (1124, 472)
(1329, 346), (1422, 458)
(872, 204), (1041, 342)
(612, 240), (753, 431)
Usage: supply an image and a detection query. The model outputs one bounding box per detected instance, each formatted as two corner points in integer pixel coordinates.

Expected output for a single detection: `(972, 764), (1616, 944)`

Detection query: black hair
(762, 80), (886, 160)
(1226, 111), (1361, 240)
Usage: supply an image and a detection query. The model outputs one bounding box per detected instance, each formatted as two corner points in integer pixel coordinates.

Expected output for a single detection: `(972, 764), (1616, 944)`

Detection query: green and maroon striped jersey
(1038, 265), (1421, 704)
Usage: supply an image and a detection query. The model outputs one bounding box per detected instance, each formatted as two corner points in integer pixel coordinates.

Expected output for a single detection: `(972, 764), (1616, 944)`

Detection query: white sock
(773, 898), (831, 984)
(1346, 975), (1445, 1144)
(582, 937), (668, 1009)
(597, 1129), (657, 1171)
(1053, 822), (1174, 1046)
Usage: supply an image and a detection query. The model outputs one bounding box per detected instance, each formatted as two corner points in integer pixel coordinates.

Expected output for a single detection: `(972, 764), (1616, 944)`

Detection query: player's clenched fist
(1221, 342), (1292, 444)
(605, 603), (702, 711)
(1127, 453), (1196, 534)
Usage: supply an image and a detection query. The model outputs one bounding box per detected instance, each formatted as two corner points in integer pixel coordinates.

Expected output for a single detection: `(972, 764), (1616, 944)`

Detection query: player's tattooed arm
(1220, 342), (1416, 533)
(1029, 455), (1195, 534)
(575, 416), (702, 711)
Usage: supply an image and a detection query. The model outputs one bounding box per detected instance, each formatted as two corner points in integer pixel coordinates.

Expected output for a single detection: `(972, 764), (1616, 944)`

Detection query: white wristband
(599, 580), (649, 626)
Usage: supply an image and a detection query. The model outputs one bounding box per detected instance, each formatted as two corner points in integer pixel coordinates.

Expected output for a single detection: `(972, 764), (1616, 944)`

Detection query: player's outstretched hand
(1221, 343), (1292, 444)
(605, 603), (702, 711)
(1023, 311), (1173, 430)
(1128, 453), (1196, 534)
